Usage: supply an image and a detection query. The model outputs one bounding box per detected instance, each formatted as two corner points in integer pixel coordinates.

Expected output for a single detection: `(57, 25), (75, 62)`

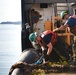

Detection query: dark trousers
(48, 36), (72, 62)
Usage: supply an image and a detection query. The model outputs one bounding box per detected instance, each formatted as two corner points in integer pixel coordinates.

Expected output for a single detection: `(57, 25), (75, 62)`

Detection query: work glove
(42, 49), (48, 58)
(53, 28), (59, 32)
(42, 50), (50, 63)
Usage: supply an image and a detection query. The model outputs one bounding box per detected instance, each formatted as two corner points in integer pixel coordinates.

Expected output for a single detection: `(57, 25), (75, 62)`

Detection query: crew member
(53, 11), (76, 35)
(29, 30), (70, 64)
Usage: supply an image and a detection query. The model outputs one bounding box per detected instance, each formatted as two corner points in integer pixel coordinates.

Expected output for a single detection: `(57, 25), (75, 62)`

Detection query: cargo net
(9, 61), (76, 75)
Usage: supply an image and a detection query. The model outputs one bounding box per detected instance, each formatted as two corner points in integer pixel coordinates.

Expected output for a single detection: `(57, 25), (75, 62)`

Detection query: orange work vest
(38, 30), (57, 46)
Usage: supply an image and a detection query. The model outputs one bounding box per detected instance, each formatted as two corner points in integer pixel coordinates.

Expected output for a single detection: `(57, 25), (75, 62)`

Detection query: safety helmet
(29, 33), (36, 42)
(60, 11), (69, 19)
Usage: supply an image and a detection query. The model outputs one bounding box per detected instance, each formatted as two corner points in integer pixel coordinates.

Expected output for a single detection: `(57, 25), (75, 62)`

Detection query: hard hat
(29, 33), (36, 42)
(60, 11), (69, 19)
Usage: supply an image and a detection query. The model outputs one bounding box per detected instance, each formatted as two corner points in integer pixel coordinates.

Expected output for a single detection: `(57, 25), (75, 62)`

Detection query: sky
(0, 0), (21, 22)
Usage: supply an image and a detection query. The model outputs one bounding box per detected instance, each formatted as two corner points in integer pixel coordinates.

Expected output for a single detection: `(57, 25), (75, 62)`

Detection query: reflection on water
(0, 24), (21, 75)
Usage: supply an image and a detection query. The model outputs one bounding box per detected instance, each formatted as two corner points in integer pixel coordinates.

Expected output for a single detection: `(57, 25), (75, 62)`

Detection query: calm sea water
(0, 24), (21, 75)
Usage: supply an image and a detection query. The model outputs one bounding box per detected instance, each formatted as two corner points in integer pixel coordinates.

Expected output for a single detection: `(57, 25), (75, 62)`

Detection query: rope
(9, 61), (76, 75)
(8, 61), (49, 75)
(9, 61), (33, 75)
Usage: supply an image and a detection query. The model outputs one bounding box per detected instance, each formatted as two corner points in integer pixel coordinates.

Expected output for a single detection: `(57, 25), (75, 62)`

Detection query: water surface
(0, 24), (21, 75)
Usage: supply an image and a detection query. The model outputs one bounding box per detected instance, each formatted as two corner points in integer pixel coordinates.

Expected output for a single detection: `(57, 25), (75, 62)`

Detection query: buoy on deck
(10, 48), (39, 75)
(19, 49), (39, 64)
